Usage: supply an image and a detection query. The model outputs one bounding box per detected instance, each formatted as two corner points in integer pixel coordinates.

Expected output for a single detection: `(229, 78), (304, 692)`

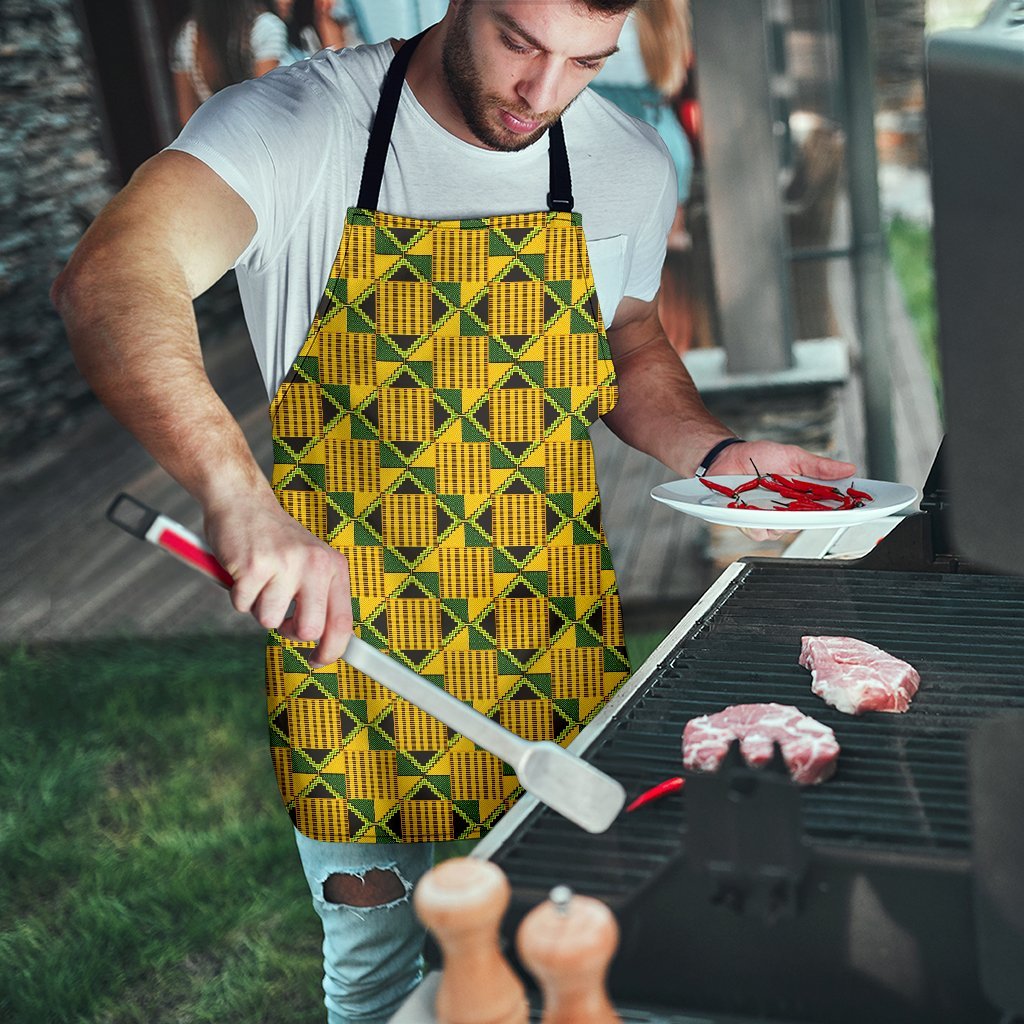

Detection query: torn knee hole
(323, 868), (406, 908)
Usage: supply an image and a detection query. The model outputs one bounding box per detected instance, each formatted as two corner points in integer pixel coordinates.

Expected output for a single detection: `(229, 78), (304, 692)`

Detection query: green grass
(887, 215), (941, 403)
(0, 637), (322, 1024)
(1, 630), (667, 1022)
(626, 630), (670, 668)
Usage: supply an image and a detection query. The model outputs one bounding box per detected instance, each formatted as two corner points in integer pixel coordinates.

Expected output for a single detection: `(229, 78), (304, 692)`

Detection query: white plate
(650, 476), (920, 530)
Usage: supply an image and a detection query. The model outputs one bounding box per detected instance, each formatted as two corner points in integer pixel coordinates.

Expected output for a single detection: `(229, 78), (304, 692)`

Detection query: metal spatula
(107, 493), (626, 834)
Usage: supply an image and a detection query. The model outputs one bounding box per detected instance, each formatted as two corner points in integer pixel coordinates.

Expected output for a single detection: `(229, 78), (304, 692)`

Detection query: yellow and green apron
(266, 31), (631, 843)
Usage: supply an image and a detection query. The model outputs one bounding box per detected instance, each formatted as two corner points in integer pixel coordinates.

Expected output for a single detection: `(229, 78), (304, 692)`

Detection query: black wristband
(695, 437), (745, 478)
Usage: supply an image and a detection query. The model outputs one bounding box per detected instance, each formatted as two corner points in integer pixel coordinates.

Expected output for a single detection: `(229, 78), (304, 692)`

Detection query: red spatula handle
(106, 492), (234, 589)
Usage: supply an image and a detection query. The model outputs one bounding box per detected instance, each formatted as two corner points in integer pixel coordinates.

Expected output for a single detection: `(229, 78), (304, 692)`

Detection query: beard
(441, 2), (560, 151)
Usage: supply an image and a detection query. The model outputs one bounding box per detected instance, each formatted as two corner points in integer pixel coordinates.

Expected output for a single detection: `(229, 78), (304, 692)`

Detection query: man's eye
(501, 34), (531, 54)
(576, 58), (602, 71)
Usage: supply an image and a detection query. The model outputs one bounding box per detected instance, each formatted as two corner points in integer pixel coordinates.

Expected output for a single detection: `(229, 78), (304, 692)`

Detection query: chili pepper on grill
(625, 776), (685, 813)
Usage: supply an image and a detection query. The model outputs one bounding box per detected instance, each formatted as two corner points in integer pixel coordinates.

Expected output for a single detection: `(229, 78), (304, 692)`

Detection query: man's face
(441, 1), (626, 151)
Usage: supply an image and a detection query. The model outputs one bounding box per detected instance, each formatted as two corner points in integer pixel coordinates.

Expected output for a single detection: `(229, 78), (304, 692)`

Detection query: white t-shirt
(168, 40), (677, 398)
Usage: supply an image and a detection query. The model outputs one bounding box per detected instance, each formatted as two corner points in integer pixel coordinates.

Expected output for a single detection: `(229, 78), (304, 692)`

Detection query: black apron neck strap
(357, 29), (429, 211)
(546, 118), (574, 213)
(358, 29), (575, 214)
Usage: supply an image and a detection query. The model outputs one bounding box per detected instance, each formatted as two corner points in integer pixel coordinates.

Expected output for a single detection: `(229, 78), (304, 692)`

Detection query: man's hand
(707, 440), (857, 542)
(709, 439), (855, 482)
(204, 492), (353, 667)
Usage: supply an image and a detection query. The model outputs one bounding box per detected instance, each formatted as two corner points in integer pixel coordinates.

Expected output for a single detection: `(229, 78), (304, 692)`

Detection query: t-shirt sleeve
(165, 65), (342, 273)
(623, 135), (678, 302)
(251, 12), (289, 63)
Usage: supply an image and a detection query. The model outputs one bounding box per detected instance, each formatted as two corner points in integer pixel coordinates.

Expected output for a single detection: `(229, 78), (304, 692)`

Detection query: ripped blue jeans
(294, 828), (436, 1024)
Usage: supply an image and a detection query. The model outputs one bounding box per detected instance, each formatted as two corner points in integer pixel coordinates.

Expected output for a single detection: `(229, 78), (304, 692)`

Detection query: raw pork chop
(682, 703), (839, 785)
(799, 636), (920, 716)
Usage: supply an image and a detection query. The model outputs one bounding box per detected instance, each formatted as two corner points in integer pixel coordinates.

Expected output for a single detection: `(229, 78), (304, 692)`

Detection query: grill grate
(492, 563), (1024, 902)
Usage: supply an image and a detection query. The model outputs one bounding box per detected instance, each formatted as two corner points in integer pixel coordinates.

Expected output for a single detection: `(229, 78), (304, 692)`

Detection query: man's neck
(400, 23), (497, 150)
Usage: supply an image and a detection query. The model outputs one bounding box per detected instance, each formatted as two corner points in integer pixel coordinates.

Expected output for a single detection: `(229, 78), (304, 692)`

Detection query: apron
(265, 31), (631, 843)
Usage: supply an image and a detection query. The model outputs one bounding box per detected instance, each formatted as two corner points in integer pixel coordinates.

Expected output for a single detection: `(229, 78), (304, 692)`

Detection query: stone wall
(0, 0), (115, 463)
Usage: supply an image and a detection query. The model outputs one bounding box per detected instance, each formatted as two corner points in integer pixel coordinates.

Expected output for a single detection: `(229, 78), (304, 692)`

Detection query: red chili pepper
(768, 473), (813, 493)
(777, 474), (850, 499)
(708, 469), (869, 514)
(784, 498), (835, 511)
(762, 479), (824, 501)
(758, 478), (801, 497)
(699, 478), (737, 498)
(626, 776), (685, 812)
(734, 478), (762, 494)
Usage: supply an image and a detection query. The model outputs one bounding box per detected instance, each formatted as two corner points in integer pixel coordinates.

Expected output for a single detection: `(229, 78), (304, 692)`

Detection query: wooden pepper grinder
(413, 857), (529, 1024)
(516, 885), (621, 1024)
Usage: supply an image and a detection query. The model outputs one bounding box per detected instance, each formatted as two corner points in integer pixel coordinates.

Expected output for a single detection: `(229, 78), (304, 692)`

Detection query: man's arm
(603, 295), (855, 480)
(51, 150), (352, 663)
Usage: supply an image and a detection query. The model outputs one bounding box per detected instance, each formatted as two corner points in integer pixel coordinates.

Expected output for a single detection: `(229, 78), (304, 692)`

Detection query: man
(52, 2), (854, 1020)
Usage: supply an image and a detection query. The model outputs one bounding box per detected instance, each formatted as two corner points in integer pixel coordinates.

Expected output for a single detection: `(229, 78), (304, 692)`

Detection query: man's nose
(516, 60), (562, 116)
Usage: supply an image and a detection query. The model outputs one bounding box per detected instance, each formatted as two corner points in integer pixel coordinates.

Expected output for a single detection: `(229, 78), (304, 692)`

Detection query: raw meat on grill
(682, 703), (840, 785)
(799, 635), (920, 716)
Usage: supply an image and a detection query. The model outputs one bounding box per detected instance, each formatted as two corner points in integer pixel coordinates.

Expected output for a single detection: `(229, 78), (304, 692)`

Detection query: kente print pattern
(267, 208), (631, 843)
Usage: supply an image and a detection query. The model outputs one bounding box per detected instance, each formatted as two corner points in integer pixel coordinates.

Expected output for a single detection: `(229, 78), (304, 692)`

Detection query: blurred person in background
(592, 0), (694, 347)
(592, 0), (693, 212)
(335, 0), (449, 44)
(276, 0), (351, 62)
(171, 0), (289, 126)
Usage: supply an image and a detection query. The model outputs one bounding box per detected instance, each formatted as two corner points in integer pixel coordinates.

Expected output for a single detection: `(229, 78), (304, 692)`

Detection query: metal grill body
(480, 560), (1024, 1023)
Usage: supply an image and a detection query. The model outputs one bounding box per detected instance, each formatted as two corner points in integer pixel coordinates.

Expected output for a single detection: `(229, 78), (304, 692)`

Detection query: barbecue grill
(473, 452), (1024, 1022)
(393, 7), (1024, 1022)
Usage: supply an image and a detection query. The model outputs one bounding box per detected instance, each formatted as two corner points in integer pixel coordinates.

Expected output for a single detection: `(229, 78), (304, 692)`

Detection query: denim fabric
(294, 828), (436, 1024)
